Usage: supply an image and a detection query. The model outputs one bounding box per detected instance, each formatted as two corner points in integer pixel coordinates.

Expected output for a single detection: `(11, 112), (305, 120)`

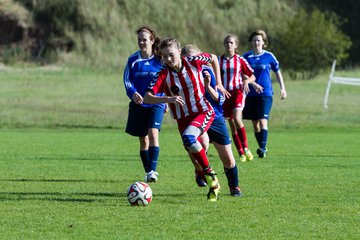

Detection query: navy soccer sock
(224, 166), (239, 188)
(260, 129), (268, 151)
(148, 146), (160, 172)
(140, 150), (149, 173)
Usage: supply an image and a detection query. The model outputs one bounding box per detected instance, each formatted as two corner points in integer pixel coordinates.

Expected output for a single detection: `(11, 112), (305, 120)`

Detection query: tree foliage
(302, 0), (360, 64)
(1, 0), (353, 78)
(272, 9), (351, 78)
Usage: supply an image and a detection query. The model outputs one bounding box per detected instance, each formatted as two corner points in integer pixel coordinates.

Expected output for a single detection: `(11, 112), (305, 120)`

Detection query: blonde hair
(223, 34), (239, 53)
(159, 38), (181, 51)
(181, 44), (201, 57)
(248, 30), (268, 48)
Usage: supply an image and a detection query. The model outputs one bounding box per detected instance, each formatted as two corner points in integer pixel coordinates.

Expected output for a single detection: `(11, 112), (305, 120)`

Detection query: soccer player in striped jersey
(123, 26), (166, 182)
(219, 34), (256, 163)
(144, 38), (221, 201)
(243, 30), (287, 158)
(181, 44), (242, 197)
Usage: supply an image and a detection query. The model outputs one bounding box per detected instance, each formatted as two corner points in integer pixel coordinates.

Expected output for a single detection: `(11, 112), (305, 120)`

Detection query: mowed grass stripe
(0, 128), (359, 239)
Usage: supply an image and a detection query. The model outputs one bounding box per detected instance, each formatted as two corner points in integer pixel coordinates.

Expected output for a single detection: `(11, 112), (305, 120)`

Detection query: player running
(243, 30), (287, 158)
(219, 34), (256, 163)
(123, 26), (166, 182)
(182, 44), (243, 197)
(144, 38), (222, 201)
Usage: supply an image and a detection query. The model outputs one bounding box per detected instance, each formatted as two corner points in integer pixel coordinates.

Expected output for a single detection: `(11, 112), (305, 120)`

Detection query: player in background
(243, 30), (287, 158)
(181, 44), (243, 197)
(219, 34), (256, 163)
(144, 38), (222, 201)
(123, 26), (166, 182)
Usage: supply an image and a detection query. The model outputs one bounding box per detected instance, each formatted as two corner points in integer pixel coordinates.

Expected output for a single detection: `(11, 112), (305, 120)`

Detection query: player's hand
(216, 84), (231, 98)
(164, 103), (170, 113)
(280, 89), (287, 100)
(203, 71), (211, 88)
(251, 82), (264, 94)
(243, 81), (250, 94)
(170, 96), (185, 106)
(132, 92), (144, 104)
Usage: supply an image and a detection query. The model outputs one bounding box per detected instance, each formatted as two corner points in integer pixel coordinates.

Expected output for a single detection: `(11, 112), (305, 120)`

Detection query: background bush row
(1, 0), (355, 78)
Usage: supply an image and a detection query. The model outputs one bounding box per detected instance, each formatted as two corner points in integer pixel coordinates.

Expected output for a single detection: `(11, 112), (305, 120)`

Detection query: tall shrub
(273, 8), (351, 78)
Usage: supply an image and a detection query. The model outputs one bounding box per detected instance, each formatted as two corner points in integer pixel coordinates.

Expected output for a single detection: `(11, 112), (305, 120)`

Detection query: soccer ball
(127, 181), (153, 206)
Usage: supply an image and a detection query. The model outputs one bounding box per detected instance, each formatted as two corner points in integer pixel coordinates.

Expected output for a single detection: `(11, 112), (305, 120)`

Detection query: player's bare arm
(242, 74), (256, 94)
(275, 71), (287, 99)
(210, 53), (231, 98)
(203, 71), (220, 102)
(144, 91), (185, 106)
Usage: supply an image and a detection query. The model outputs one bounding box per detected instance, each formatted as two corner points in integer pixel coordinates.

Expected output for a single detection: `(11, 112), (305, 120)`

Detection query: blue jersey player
(181, 44), (242, 197)
(123, 26), (166, 182)
(242, 30), (287, 158)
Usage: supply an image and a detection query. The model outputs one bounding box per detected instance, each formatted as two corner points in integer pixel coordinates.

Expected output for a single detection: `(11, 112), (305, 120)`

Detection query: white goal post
(324, 60), (360, 109)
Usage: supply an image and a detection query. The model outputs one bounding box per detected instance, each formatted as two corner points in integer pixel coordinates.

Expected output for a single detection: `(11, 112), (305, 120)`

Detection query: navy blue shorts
(207, 117), (232, 145)
(243, 96), (273, 120)
(125, 101), (165, 137)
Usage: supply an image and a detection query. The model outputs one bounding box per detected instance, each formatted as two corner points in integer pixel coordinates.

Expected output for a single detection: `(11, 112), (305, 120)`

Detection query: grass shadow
(0, 191), (126, 203)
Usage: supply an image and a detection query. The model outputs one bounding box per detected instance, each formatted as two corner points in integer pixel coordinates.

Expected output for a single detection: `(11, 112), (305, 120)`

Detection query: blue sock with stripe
(148, 146), (160, 172)
(260, 129), (268, 151)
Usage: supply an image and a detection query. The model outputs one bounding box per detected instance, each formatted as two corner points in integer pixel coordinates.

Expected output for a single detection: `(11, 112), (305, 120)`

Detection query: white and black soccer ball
(127, 181), (153, 206)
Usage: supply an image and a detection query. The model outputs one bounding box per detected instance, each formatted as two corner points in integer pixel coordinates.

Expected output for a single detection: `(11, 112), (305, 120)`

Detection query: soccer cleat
(256, 148), (268, 158)
(146, 170), (159, 182)
(230, 187), (243, 197)
(195, 174), (207, 187)
(244, 148), (254, 161)
(204, 170), (220, 201)
(204, 170), (219, 189)
(239, 155), (247, 163)
(207, 185), (220, 202)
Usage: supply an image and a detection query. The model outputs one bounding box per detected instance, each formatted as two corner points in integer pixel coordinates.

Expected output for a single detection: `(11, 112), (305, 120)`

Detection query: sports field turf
(0, 68), (359, 239)
(0, 127), (359, 239)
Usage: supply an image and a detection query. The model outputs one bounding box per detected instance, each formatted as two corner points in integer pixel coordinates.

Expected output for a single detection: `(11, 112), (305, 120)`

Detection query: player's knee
(182, 134), (196, 148)
(182, 134), (202, 152)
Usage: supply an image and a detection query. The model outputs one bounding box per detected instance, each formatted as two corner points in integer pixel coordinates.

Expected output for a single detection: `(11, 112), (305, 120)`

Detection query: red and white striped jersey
(219, 53), (254, 91)
(149, 53), (214, 120)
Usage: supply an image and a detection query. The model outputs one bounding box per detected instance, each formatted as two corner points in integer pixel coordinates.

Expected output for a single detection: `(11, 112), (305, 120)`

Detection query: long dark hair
(136, 26), (161, 58)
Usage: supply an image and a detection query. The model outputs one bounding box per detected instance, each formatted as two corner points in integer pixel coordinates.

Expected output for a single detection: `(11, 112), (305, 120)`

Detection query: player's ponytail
(153, 36), (161, 59)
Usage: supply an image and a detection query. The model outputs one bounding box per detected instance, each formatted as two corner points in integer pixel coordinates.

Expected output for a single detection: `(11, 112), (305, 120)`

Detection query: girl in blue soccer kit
(243, 30), (287, 158)
(123, 26), (166, 182)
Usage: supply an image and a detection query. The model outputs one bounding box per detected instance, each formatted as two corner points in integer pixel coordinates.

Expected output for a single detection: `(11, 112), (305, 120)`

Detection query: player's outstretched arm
(144, 91), (185, 105)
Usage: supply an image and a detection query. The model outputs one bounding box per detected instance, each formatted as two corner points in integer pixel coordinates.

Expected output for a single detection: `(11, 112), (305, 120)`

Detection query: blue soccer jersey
(123, 50), (166, 108)
(202, 65), (225, 120)
(242, 50), (280, 97)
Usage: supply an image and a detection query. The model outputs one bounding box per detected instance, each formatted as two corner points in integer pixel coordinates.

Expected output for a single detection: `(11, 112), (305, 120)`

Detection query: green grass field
(0, 128), (359, 239)
(0, 67), (360, 239)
